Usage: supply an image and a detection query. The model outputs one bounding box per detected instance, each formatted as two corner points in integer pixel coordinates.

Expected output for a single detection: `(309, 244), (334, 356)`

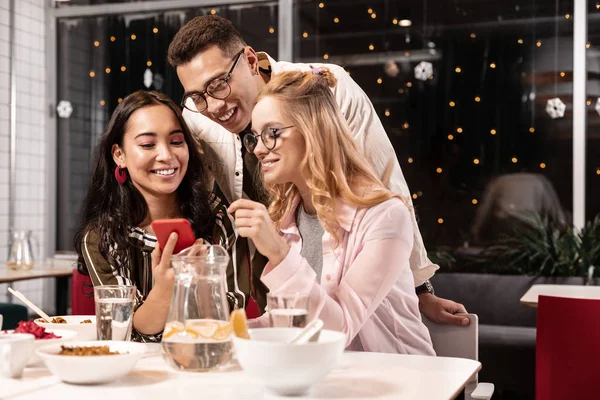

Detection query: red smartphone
(151, 218), (196, 254)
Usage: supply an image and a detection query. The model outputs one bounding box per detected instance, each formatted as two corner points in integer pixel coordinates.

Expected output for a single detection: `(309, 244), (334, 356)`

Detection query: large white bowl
(0, 329), (78, 366)
(37, 340), (146, 384)
(233, 327), (346, 396)
(34, 315), (96, 340)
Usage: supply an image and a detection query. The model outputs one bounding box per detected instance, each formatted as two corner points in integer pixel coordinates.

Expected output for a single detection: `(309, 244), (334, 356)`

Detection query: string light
(417, 191), (423, 197)
(517, 38), (524, 44)
(210, 9), (217, 15)
(412, 194), (418, 199)
(403, 122), (409, 129)
(269, 27), (275, 34)
(406, 82), (412, 88)
(472, 199), (478, 205)
(587, 43), (591, 49)
(540, 163), (547, 169)
(99, 100), (105, 106)
(449, 101), (456, 107)
(371, 13), (377, 19)
(560, 71), (566, 77)
(347, 71), (351, 76)
(93, 41), (100, 47)
(377, 77), (383, 84)
(368, 44), (375, 50)
(436, 167), (443, 173)
(146, 61), (152, 67)
(392, 18), (398, 25)
(117, 98), (123, 103)
(587, 99), (592, 106)
(470, 33), (476, 39)
(105, 67), (111, 74)
(384, 109), (390, 117)
(529, 127), (535, 133)
(447, 134), (454, 140)
(511, 157), (518, 163)
(121, 66), (127, 72)
(398, 88), (405, 94)
(473, 158), (480, 165)
(367, 8), (373, 14)
(597, 168), (600, 175)
(437, 218), (444, 224)
(110, 36), (116, 42)
(334, 17), (340, 23)
(456, 127), (463, 133)
(408, 157), (414, 163)
(323, 53), (329, 60)
(302, 32), (309, 38)
(474, 96), (481, 102)
(490, 62), (496, 69)
(89, 71), (95, 77)
(455, 67), (462, 73)
(490, 129), (497, 135)
(153, 27), (158, 34)
(319, 2), (324, 8)
(131, 34), (137, 40)
(565, 13), (570, 19)
(597, 3), (600, 9)
(536, 40), (542, 47)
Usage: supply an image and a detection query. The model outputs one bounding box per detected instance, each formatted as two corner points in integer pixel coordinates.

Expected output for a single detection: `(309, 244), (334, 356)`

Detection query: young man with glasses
(168, 15), (469, 327)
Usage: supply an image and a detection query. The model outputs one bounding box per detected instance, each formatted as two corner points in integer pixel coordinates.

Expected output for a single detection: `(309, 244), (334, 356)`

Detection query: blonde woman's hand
(228, 199), (290, 266)
(151, 232), (177, 294)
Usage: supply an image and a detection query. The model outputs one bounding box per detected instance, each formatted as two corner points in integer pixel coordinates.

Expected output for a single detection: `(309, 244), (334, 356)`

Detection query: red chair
(71, 268), (96, 315)
(536, 295), (600, 400)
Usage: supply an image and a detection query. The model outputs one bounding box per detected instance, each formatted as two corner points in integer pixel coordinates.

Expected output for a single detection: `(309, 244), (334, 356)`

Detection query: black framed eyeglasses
(243, 126), (295, 154)
(181, 49), (245, 113)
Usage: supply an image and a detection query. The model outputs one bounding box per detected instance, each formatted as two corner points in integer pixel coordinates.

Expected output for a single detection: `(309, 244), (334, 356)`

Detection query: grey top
(296, 204), (325, 282)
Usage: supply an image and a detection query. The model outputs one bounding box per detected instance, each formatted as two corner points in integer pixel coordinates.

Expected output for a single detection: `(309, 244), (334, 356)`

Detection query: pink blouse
(254, 196), (435, 355)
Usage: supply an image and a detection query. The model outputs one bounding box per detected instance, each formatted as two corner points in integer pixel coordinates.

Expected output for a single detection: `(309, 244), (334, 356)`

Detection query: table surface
(0, 265), (73, 284)
(520, 284), (600, 307)
(2, 345), (481, 400)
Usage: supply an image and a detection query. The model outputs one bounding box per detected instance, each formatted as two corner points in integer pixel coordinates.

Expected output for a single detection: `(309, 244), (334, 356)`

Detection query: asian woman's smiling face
(112, 104), (189, 200)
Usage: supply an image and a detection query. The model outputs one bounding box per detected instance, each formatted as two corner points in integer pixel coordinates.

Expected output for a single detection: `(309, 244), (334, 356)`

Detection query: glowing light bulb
(490, 129), (497, 135)
(455, 67), (462, 73)
(100, 100), (105, 106)
(105, 68), (111, 74)
(89, 71), (95, 77)
(472, 199), (478, 205)
(447, 134), (454, 140)
(436, 167), (443, 174)
(437, 218), (444, 224)
(449, 101), (456, 107)
(131, 34), (136, 40)
(473, 158), (480, 165)
(153, 27), (158, 34)
(94, 41), (100, 47)
(146, 61), (152, 67)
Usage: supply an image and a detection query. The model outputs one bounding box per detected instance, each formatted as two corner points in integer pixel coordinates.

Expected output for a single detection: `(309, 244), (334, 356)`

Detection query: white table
(0, 265), (74, 315)
(520, 284), (600, 307)
(2, 346), (481, 400)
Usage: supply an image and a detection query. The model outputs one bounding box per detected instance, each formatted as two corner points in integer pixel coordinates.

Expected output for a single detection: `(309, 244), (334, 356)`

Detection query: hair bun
(309, 66), (337, 88)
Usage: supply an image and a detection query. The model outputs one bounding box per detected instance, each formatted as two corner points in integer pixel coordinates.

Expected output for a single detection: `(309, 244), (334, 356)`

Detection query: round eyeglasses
(181, 49), (245, 113)
(243, 126), (295, 154)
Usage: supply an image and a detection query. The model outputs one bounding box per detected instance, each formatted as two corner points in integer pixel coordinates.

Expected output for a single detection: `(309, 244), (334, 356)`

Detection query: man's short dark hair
(168, 15), (247, 68)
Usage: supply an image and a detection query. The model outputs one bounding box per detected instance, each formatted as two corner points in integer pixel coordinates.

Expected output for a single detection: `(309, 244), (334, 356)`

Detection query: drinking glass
(94, 285), (136, 341)
(267, 292), (309, 328)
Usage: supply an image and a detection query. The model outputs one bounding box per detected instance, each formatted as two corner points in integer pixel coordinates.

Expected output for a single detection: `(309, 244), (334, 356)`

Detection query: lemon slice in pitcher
(230, 309), (250, 339)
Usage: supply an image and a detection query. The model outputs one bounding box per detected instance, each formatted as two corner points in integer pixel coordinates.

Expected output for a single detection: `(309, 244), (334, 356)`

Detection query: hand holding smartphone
(151, 218), (196, 255)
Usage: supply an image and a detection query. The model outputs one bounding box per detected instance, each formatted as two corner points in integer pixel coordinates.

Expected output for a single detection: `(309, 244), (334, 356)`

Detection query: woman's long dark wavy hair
(74, 90), (214, 274)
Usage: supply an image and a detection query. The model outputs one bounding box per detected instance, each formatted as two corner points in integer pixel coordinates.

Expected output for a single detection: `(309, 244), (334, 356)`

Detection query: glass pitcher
(6, 230), (35, 270)
(160, 244), (233, 372)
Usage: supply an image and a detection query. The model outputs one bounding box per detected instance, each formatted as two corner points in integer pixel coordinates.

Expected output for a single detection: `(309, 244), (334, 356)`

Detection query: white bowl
(34, 315), (96, 340)
(37, 340), (146, 384)
(233, 327), (346, 396)
(0, 329), (78, 366)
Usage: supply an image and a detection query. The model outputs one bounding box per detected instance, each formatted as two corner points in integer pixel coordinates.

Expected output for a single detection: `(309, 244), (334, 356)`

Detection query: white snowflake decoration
(56, 100), (73, 119)
(595, 98), (600, 117)
(414, 61), (433, 81)
(545, 97), (566, 119)
(143, 68), (153, 88)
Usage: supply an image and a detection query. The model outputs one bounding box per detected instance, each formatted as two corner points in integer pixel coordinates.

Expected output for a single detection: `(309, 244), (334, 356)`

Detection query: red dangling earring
(114, 166), (127, 184)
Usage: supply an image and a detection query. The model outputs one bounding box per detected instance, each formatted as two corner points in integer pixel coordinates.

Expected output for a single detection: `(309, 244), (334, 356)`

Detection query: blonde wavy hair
(257, 67), (402, 245)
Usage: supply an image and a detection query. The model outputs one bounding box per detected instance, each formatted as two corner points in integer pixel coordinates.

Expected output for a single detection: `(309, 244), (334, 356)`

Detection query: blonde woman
(228, 68), (435, 355)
